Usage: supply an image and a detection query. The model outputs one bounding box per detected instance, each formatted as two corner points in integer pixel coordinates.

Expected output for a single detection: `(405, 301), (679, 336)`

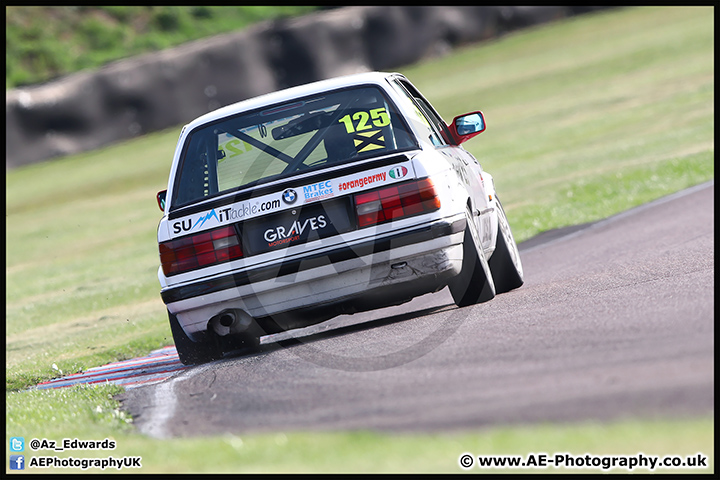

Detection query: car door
(391, 77), (490, 247)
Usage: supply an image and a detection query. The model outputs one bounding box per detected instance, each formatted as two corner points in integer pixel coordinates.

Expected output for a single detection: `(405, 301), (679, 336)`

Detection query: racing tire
(449, 209), (496, 307)
(225, 331), (262, 356)
(488, 197), (524, 293)
(168, 310), (223, 365)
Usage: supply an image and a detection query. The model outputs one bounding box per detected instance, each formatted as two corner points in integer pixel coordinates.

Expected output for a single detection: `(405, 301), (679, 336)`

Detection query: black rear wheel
(449, 209), (496, 307)
(168, 310), (223, 365)
(220, 330), (263, 357)
(488, 197), (524, 293)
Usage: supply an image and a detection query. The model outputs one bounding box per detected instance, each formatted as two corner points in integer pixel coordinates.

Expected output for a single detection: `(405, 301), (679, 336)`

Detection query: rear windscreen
(171, 85), (417, 210)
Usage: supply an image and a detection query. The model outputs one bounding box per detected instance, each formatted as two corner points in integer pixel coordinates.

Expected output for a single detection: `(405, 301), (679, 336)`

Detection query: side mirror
(448, 111), (486, 145)
(157, 190), (167, 212)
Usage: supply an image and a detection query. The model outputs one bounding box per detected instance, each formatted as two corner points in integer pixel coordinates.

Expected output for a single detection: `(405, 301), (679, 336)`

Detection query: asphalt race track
(118, 182), (714, 439)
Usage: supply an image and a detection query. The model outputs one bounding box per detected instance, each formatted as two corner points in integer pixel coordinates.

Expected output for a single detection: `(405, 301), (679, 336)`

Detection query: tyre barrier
(6, 6), (612, 169)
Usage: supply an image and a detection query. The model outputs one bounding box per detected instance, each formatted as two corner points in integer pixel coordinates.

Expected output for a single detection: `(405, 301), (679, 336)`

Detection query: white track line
(138, 362), (215, 439)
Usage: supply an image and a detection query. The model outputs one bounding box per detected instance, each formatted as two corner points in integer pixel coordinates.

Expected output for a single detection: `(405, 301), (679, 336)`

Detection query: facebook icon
(10, 455), (25, 470)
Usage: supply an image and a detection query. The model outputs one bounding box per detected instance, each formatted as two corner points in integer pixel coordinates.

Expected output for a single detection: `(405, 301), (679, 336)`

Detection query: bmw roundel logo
(282, 189), (298, 204)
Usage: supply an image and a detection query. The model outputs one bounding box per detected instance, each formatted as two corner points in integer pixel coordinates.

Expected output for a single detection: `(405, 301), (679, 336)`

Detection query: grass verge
(5, 385), (714, 473)
(5, 6), (714, 473)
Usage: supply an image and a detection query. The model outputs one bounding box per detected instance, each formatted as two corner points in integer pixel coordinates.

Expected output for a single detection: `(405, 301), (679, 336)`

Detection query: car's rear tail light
(159, 225), (243, 276)
(355, 179), (440, 228)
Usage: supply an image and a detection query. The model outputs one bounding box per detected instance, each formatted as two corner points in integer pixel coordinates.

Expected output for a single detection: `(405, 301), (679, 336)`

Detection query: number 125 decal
(338, 107), (390, 134)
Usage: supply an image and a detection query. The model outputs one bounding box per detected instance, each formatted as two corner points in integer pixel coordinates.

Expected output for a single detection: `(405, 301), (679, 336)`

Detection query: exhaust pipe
(219, 312), (235, 328)
(210, 309), (253, 336)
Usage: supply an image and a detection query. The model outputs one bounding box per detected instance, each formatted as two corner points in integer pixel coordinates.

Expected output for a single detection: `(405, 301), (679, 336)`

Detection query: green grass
(5, 6), (714, 474)
(5, 385), (714, 473)
(6, 130), (178, 391)
(406, 5), (714, 240)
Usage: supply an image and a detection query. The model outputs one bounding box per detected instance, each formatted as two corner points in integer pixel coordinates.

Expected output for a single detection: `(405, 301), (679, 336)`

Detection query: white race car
(156, 71), (523, 365)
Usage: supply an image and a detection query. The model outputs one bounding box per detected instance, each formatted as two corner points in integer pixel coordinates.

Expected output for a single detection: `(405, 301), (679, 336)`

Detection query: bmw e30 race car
(156, 71), (523, 365)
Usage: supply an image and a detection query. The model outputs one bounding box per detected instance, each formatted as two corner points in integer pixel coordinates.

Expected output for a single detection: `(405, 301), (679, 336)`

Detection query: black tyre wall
(6, 7), (613, 169)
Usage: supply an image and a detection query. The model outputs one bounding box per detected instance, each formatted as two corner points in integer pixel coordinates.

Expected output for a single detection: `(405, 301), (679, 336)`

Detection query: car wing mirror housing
(157, 190), (167, 212)
(448, 111), (486, 145)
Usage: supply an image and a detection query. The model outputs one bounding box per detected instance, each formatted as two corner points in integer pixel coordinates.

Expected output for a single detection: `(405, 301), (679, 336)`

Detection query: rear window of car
(171, 85), (417, 210)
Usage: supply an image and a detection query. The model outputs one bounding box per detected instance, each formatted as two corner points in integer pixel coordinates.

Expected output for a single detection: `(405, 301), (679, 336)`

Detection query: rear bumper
(163, 214), (465, 336)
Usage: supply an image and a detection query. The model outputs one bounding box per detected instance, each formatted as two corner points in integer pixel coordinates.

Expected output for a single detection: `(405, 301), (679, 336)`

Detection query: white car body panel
(156, 71), (521, 352)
